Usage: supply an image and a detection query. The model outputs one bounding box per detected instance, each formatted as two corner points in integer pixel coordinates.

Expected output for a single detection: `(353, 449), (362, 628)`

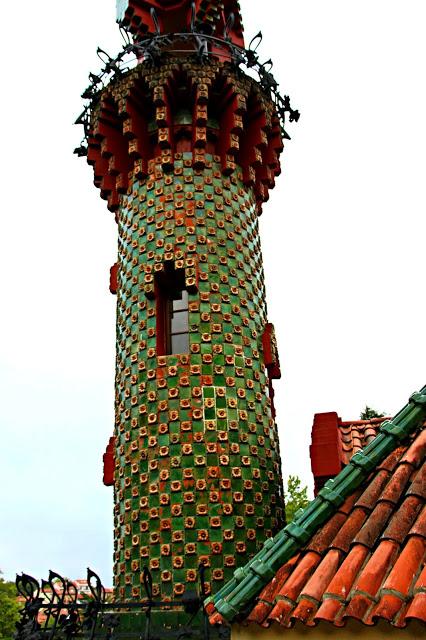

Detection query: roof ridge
(340, 417), (391, 426)
(206, 386), (426, 622)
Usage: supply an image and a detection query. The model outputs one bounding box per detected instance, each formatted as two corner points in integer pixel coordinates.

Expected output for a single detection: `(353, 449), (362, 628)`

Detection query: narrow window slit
(156, 269), (189, 356)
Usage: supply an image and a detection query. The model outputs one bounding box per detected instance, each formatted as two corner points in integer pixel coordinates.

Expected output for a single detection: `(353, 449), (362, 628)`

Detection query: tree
(0, 574), (20, 640)
(360, 406), (386, 420)
(284, 475), (310, 523)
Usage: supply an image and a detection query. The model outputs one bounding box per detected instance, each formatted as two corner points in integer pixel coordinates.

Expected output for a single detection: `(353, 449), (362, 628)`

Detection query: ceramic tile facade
(111, 155), (284, 600)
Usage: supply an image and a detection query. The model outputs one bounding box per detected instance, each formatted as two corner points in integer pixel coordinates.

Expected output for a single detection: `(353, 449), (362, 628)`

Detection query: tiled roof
(310, 413), (390, 494)
(339, 417), (389, 465)
(243, 427), (426, 628)
(207, 388), (426, 629)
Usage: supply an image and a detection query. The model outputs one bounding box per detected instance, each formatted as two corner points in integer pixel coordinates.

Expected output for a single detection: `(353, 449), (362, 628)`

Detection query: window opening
(156, 270), (189, 355)
(170, 290), (189, 354)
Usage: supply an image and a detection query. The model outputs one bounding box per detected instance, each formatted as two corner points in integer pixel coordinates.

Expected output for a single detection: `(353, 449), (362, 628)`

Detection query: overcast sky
(1, 0), (425, 586)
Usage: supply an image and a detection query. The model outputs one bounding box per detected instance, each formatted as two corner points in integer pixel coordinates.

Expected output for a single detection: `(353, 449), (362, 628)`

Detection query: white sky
(1, 0), (425, 586)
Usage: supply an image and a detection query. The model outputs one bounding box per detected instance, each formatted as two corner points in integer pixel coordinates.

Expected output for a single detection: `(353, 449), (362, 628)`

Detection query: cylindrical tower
(80, 0), (297, 603)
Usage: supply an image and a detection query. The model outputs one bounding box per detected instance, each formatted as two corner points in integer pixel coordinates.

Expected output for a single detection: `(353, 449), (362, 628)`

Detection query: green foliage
(0, 574), (20, 640)
(360, 406), (386, 420)
(284, 475), (310, 523)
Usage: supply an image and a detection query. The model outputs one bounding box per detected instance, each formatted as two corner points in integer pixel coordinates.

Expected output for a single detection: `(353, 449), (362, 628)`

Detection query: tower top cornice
(116, 0), (244, 48)
(75, 1), (300, 179)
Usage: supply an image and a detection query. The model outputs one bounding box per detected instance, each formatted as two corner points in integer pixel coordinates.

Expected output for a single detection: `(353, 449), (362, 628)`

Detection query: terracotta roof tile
(354, 469), (390, 509)
(414, 562), (426, 590)
(379, 463), (413, 504)
(409, 505), (426, 537)
(246, 600), (275, 627)
(371, 593), (406, 624)
(343, 593), (375, 624)
(381, 536), (425, 596)
(268, 597), (295, 627)
(247, 554), (301, 625)
(233, 425), (426, 630)
(407, 465), (426, 498)
(401, 429), (426, 465)
(315, 597), (345, 625)
(290, 597), (318, 626)
(311, 418), (426, 496)
(378, 445), (408, 472)
(306, 512), (347, 554)
(353, 502), (394, 548)
(406, 592), (426, 623)
(209, 611), (225, 626)
(353, 540), (399, 597)
(299, 549), (341, 602)
(339, 489), (365, 514)
(274, 551), (321, 602)
(338, 418), (389, 465)
(407, 562), (426, 624)
(382, 496), (423, 543)
(323, 544), (369, 600)
(330, 507), (369, 553)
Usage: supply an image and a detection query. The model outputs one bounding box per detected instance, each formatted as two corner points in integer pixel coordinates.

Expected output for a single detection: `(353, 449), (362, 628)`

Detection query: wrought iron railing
(14, 566), (229, 640)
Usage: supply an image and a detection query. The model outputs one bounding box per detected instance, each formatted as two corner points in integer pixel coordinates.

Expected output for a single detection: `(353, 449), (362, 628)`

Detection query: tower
(78, 0), (298, 604)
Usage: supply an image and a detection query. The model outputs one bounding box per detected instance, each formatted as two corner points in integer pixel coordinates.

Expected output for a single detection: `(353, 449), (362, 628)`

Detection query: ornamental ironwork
(14, 566), (229, 640)
(74, 25), (300, 158)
